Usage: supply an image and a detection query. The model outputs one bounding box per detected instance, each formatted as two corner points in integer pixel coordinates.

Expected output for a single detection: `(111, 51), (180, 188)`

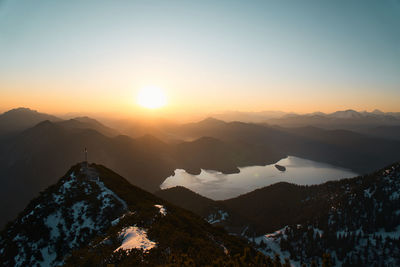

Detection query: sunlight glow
(137, 86), (167, 109)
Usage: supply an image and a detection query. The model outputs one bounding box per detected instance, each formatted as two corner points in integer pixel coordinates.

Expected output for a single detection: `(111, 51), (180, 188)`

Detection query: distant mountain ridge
(1, 107), (400, 229)
(267, 109), (400, 131)
(196, 109), (400, 125)
(280, 109), (400, 120)
(208, 110), (287, 123)
(0, 107), (120, 138)
(175, 117), (400, 174)
(0, 108), (61, 136)
(56, 116), (119, 137)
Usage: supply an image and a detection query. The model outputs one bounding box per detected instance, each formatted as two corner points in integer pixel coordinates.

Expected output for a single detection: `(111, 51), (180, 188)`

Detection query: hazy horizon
(2, 106), (400, 123)
(1, 0), (400, 118)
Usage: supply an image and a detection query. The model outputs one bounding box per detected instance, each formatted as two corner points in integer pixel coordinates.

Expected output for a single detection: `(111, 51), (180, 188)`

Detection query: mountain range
(266, 109), (400, 134)
(0, 107), (400, 266)
(0, 108), (60, 137)
(1, 107), (399, 229)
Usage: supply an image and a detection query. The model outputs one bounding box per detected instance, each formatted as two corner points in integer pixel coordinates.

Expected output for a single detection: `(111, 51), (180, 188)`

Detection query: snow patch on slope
(114, 226), (156, 252)
(254, 226), (301, 267)
(207, 210), (229, 224)
(3, 167), (129, 267)
(111, 211), (135, 226)
(154, 204), (167, 216)
(94, 178), (128, 210)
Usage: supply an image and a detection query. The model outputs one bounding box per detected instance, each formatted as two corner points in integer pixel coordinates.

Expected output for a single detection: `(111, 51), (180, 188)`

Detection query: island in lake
(274, 164), (286, 171)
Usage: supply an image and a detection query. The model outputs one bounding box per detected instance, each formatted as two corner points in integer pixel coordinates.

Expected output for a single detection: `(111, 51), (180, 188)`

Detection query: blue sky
(0, 0), (399, 115)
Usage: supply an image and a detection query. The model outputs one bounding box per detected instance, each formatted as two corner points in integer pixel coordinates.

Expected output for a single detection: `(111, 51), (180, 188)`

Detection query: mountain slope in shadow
(174, 118), (400, 174)
(0, 162), (253, 266)
(0, 107), (61, 137)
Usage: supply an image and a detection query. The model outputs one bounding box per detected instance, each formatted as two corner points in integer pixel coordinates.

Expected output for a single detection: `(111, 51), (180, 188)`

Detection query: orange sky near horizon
(1, 1), (399, 119)
(1, 80), (399, 120)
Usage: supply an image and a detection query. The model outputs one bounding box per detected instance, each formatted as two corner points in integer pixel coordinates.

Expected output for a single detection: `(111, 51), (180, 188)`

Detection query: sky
(0, 0), (399, 118)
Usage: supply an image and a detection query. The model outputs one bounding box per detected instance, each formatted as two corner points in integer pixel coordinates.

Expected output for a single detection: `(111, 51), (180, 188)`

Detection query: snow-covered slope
(0, 165), (128, 266)
(250, 163), (400, 266)
(0, 162), (253, 266)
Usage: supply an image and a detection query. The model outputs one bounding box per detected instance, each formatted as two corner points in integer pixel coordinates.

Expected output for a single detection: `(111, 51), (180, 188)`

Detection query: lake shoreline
(161, 156), (358, 201)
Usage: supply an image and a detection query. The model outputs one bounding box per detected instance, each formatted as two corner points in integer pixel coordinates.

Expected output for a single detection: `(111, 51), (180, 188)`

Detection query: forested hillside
(158, 162), (400, 266)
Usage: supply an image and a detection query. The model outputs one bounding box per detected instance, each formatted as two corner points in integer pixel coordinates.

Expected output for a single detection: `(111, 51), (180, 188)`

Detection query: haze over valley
(1, 107), (399, 224)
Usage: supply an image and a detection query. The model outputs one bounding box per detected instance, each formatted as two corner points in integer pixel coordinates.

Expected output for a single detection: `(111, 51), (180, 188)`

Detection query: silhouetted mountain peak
(329, 109), (361, 119)
(0, 107), (61, 136)
(72, 116), (101, 124)
(3, 107), (37, 115)
(57, 116), (119, 137)
(1, 107), (59, 120)
(19, 120), (64, 139)
(199, 117), (226, 125)
(309, 111), (326, 116)
(372, 109), (384, 115)
(27, 120), (58, 131)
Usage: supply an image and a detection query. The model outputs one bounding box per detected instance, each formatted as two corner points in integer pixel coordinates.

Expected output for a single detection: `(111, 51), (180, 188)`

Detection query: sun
(137, 86), (167, 109)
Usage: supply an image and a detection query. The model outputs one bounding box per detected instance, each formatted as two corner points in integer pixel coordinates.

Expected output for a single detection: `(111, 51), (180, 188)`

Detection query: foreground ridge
(0, 162), (278, 266)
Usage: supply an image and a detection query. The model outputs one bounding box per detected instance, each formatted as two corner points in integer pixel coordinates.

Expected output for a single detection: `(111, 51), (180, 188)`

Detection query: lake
(160, 156), (358, 200)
